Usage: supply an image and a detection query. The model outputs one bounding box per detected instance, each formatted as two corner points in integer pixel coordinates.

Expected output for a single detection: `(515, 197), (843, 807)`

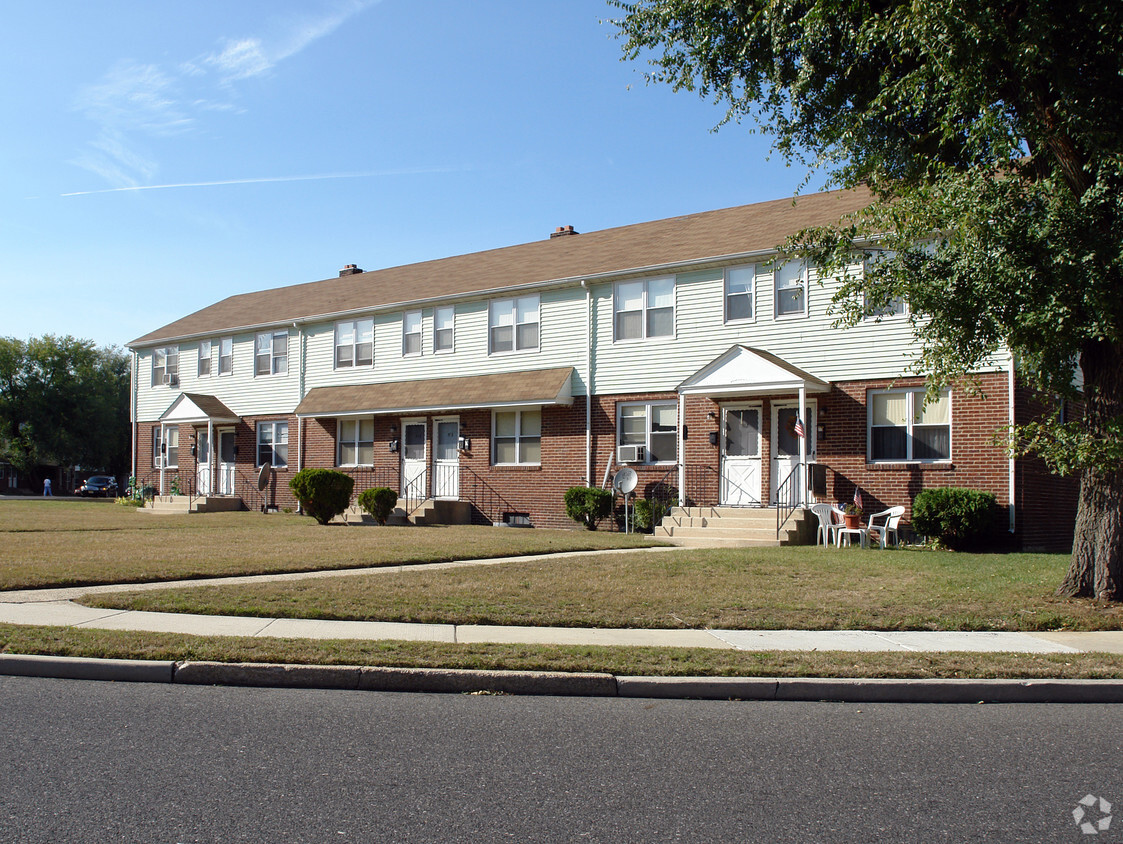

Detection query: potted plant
(844, 502), (863, 529)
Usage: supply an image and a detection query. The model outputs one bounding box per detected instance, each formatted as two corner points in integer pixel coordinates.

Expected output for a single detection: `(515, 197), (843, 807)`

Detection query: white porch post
(158, 422), (166, 496)
(678, 392), (686, 505)
(798, 384), (807, 507)
(207, 418), (215, 497)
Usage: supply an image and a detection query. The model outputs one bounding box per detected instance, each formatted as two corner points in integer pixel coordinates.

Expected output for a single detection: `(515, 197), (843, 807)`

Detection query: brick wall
(1014, 387), (1081, 552)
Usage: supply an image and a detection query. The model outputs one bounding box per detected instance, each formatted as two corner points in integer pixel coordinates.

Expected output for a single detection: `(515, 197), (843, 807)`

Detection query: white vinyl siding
(614, 276), (674, 341)
(257, 421), (289, 467)
(617, 402), (677, 464)
(489, 295), (539, 354)
(337, 417), (374, 466)
(197, 341), (212, 377)
(335, 319), (373, 368)
(492, 408), (541, 465)
(255, 331), (288, 376)
(868, 388), (951, 462)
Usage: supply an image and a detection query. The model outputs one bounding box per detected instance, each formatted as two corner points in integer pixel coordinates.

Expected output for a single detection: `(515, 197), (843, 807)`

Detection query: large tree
(0, 336), (130, 482)
(612, 0), (1123, 599)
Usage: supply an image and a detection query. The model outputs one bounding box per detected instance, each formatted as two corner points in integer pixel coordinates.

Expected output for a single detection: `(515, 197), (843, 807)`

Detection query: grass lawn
(0, 500), (656, 590)
(3, 623), (1122, 679)
(84, 545), (1123, 632)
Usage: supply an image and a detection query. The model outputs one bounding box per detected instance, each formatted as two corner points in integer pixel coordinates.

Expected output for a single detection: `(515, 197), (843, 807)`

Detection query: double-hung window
(433, 306), (454, 353)
(151, 346), (179, 387)
(492, 408), (541, 465)
(153, 426), (179, 468)
(218, 337), (233, 375)
(618, 402), (677, 464)
(868, 389), (951, 462)
(255, 330), (288, 376)
(863, 252), (906, 319)
(489, 295), (539, 353)
(774, 260), (807, 317)
(257, 421), (289, 467)
(724, 265), (756, 323)
(614, 277), (674, 340)
(337, 418), (374, 466)
(402, 311), (422, 356)
(198, 340), (212, 377)
(335, 319), (373, 368)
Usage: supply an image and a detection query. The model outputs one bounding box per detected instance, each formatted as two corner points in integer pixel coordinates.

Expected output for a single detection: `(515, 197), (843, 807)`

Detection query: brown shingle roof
(294, 367), (575, 417)
(130, 187), (872, 346)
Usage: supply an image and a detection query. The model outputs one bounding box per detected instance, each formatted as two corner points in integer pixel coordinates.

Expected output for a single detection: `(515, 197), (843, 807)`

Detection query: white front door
(432, 417), (460, 500)
(196, 429), (211, 495)
(218, 429), (236, 495)
(720, 404), (762, 506)
(401, 419), (427, 500)
(771, 401), (816, 505)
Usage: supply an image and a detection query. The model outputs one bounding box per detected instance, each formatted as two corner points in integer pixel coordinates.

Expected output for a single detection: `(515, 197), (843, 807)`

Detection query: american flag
(793, 416), (805, 438)
(853, 487), (863, 510)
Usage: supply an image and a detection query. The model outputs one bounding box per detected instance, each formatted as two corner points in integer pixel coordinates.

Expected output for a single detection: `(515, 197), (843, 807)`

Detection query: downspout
(130, 350), (138, 490)
(296, 322), (305, 475)
(1008, 352), (1016, 534)
(678, 392), (686, 504)
(581, 280), (592, 487)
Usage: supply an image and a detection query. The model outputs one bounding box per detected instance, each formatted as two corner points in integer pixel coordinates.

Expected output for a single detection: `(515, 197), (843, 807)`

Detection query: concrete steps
(339, 498), (471, 526)
(143, 495), (243, 514)
(654, 506), (815, 547)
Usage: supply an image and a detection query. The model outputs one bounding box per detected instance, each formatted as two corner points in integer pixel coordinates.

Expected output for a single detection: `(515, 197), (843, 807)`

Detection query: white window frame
(774, 260), (809, 319)
(613, 276), (675, 341)
(867, 388), (952, 463)
(724, 265), (758, 324)
(334, 318), (374, 369)
(617, 401), (678, 465)
(488, 295), (540, 355)
(255, 330), (288, 377)
(402, 310), (423, 357)
(433, 306), (455, 354)
(151, 346), (179, 387)
(862, 252), (907, 320)
(153, 426), (179, 468)
(218, 337), (233, 376)
(256, 421), (289, 468)
(198, 340), (212, 377)
(491, 407), (542, 466)
(336, 417), (375, 467)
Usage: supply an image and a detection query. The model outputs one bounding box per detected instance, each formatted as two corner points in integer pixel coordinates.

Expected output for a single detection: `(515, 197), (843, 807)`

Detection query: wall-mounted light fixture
(389, 439), (400, 453)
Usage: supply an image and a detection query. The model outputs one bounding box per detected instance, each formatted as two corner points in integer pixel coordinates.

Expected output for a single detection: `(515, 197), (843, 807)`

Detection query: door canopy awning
(159, 393), (241, 424)
(295, 367), (575, 418)
(676, 346), (830, 397)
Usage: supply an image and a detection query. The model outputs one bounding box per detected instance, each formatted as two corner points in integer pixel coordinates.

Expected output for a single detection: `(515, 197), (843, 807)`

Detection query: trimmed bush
(911, 487), (998, 550)
(633, 498), (672, 533)
(358, 486), (398, 525)
(564, 486), (614, 530)
(289, 469), (354, 525)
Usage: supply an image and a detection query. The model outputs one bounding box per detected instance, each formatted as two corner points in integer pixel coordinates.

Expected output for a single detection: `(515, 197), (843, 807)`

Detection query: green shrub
(564, 486), (614, 530)
(358, 486), (398, 525)
(912, 487), (998, 550)
(633, 497), (673, 533)
(289, 469), (355, 525)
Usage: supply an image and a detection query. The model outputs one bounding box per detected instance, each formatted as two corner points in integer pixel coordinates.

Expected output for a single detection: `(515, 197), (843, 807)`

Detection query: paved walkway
(2, 549), (1121, 654)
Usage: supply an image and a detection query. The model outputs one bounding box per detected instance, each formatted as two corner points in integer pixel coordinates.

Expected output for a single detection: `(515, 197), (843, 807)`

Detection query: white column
(207, 419), (215, 497)
(678, 392), (686, 506)
(158, 422), (166, 495)
(798, 384), (807, 506)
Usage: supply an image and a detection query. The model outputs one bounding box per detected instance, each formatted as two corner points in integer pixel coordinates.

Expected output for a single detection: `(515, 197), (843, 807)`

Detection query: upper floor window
(218, 337), (233, 375)
(863, 252), (906, 319)
(492, 408), (541, 465)
(868, 388), (951, 462)
(335, 319), (373, 368)
(614, 277), (674, 340)
(198, 340), (212, 377)
(338, 418), (374, 466)
(724, 265), (756, 323)
(617, 401), (677, 464)
(151, 346), (179, 387)
(489, 295), (539, 354)
(434, 306), (454, 353)
(402, 311), (422, 356)
(774, 260), (807, 318)
(255, 330), (288, 376)
(256, 421), (289, 467)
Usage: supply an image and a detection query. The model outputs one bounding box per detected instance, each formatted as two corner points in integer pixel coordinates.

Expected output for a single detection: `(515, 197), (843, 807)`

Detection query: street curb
(3, 655), (1123, 702)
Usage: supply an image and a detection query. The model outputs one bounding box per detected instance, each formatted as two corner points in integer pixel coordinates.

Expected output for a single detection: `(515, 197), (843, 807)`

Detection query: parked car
(75, 475), (118, 497)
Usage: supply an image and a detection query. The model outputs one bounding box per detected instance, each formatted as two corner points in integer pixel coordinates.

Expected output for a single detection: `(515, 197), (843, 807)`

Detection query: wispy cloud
(61, 166), (461, 197)
(70, 0), (379, 188)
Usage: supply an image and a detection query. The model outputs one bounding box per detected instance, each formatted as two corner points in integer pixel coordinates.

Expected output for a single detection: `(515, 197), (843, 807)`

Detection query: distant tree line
(0, 335), (130, 485)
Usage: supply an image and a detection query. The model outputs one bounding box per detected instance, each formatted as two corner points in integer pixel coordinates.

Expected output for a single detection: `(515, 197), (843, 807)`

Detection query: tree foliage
(613, 0), (1123, 599)
(0, 335), (130, 478)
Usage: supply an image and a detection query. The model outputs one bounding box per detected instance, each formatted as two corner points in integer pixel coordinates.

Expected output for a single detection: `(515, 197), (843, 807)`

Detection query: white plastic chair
(810, 503), (836, 546)
(866, 505), (906, 549)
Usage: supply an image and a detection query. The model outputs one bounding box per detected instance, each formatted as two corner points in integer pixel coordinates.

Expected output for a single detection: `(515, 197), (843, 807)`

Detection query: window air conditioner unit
(617, 445), (645, 463)
(163, 373), (179, 386)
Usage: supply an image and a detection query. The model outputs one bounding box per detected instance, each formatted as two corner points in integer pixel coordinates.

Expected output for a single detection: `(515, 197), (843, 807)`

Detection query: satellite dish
(612, 467), (638, 495)
(257, 461), (272, 491)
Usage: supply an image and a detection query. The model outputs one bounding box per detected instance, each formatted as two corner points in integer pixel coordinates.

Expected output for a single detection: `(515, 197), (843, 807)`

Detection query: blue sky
(1, 1), (816, 350)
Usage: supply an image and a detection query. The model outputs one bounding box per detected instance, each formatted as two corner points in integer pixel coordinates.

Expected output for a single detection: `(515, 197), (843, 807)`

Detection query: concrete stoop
(340, 498), (472, 526)
(143, 495), (243, 514)
(654, 506), (815, 547)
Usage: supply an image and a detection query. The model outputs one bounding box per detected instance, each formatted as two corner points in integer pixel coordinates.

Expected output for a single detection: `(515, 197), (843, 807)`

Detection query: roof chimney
(339, 264), (363, 276)
(550, 225), (578, 239)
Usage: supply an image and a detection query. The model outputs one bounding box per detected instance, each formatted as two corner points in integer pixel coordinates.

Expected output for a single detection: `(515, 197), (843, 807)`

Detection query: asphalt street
(0, 676), (1118, 843)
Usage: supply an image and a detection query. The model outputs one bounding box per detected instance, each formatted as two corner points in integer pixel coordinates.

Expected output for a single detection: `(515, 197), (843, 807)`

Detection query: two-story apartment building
(128, 187), (1077, 550)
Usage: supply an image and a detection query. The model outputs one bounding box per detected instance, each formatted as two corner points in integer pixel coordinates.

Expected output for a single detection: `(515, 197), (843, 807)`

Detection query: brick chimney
(550, 225), (578, 239)
(339, 264), (363, 276)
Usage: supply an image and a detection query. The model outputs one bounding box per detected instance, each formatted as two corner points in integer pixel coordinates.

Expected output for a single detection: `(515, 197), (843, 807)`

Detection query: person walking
(43, 478), (52, 497)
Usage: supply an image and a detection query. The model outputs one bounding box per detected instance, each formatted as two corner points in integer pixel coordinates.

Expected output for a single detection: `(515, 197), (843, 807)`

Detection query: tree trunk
(1057, 340), (1123, 601)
